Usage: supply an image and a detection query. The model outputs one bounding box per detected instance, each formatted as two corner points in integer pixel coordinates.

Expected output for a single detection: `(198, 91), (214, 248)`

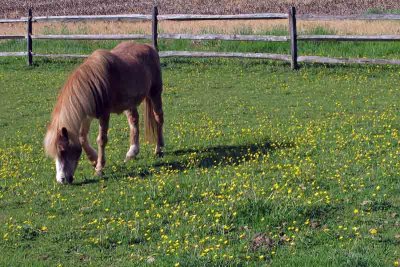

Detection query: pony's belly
(111, 107), (126, 114)
(110, 95), (145, 114)
(111, 103), (131, 114)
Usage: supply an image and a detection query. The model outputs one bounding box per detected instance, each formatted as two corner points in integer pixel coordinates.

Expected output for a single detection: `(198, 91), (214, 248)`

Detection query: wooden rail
(33, 53), (87, 58)
(0, 33), (287, 42)
(31, 14), (152, 22)
(26, 52), (400, 66)
(32, 34), (152, 40)
(160, 51), (291, 61)
(297, 14), (400, 21)
(0, 52), (26, 57)
(158, 13), (288, 20)
(0, 18), (27, 23)
(298, 35), (400, 41)
(1, 7), (400, 67)
(158, 33), (288, 42)
(298, 56), (400, 65)
(29, 51), (291, 61)
(14, 33), (400, 42)
(0, 35), (25, 40)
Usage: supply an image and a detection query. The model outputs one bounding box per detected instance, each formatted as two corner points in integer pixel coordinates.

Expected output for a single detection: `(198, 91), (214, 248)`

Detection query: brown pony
(44, 42), (164, 184)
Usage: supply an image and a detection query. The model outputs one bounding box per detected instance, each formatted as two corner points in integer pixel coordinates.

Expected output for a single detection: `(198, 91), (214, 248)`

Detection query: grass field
(0, 38), (399, 266)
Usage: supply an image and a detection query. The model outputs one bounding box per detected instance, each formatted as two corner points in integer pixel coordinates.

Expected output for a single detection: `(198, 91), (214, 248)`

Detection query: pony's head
(45, 127), (82, 184)
(55, 127), (82, 184)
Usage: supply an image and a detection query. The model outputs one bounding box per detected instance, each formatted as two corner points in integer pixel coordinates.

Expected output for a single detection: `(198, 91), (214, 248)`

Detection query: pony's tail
(144, 97), (157, 144)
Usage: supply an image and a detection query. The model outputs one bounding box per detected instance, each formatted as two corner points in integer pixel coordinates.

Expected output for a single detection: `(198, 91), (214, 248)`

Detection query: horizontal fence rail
(23, 52), (400, 67)
(30, 33), (288, 42)
(0, 52), (27, 57)
(297, 14), (400, 21)
(0, 18), (27, 23)
(298, 35), (400, 41)
(31, 34), (153, 40)
(298, 56), (400, 65)
(30, 14), (152, 22)
(33, 53), (88, 58)
(160, 51), (291, 61)
(158, 33), (288, 42)
(0, 35), (25, 40)
(1, 7), (400, 67)
(158, 13), (288, 20)
(27, 51), (291, 61)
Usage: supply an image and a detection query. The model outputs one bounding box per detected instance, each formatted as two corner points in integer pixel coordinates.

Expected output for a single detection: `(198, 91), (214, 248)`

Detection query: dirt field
(1, 0), (400, 18)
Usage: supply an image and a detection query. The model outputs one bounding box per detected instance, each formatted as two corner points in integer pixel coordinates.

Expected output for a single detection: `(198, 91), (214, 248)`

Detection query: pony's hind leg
(95, 113), (110, 176)
(125, 108), (140, 162)
(150, 94), (165, 156)
(79, 118), (98, 167)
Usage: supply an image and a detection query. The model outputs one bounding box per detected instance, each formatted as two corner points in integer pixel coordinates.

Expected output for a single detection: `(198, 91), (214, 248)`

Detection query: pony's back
(111, 42), (162, 92)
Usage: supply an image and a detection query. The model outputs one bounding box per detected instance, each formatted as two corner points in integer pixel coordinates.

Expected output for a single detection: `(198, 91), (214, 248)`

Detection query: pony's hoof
(95, 169), (104, 177)
(125, 145), (139, 162)
(155, 151), (164, 158)
(124, 156), (135, 163)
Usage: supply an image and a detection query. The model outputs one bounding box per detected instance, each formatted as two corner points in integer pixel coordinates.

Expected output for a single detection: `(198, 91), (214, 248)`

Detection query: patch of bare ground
(1, 0), (400, 18)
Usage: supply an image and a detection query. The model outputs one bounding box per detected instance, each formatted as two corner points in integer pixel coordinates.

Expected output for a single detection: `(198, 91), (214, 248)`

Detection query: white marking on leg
(125, 145), (139, 161)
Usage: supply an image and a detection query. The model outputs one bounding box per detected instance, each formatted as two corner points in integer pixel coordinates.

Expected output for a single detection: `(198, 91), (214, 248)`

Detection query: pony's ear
(57, 127), (69, 152)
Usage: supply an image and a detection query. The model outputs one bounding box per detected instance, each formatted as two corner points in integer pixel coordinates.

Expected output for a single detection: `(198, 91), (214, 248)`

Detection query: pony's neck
(46, 49), (113, 157)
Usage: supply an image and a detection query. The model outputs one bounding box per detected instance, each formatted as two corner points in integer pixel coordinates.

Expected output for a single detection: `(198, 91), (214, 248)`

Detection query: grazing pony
(44, 42), (164, 184)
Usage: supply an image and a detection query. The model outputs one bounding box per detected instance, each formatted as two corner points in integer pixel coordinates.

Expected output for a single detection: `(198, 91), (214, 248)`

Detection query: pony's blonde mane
(44, 49), (115, 158)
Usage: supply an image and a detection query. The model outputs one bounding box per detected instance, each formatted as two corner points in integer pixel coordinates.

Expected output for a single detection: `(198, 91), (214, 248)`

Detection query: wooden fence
(1, 7), (400, 68)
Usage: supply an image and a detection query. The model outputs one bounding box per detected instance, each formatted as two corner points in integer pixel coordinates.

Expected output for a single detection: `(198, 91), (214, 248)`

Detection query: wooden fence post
(27, 8), (33, 66)
(289, 6), (298, 70)
(152, 6), (158, 51)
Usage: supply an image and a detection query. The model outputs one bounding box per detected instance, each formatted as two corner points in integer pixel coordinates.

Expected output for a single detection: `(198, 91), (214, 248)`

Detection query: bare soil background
(1, 0), (400, 18)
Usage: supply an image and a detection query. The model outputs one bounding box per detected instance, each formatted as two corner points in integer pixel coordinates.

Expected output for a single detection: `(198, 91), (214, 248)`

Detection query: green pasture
(0, 37), (399, 266)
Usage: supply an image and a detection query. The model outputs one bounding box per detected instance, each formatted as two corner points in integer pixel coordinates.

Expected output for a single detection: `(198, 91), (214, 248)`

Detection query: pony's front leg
(125, 108), (140, 162)
(95, 114), (110, 176)
(79, 118), (98, 167)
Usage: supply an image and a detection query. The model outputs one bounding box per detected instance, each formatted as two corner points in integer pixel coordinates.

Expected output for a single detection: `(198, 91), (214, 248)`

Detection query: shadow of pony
(74, 140), (294, 186)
